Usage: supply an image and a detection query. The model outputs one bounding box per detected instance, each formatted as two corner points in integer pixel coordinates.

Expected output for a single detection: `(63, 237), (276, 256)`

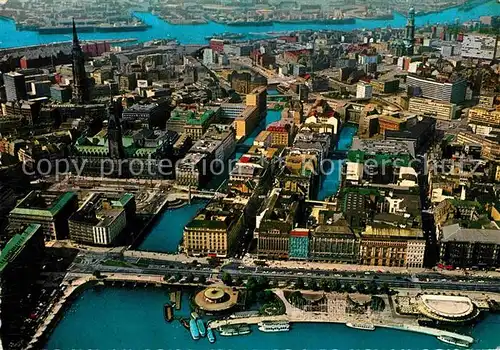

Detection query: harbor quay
(32, 270), (499, 348)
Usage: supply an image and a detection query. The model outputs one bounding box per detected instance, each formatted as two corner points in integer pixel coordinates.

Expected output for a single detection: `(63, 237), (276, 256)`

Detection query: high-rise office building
(407, 75), (467, 104)
(4, 72), (27, 102)
(461, 34), (499, 60)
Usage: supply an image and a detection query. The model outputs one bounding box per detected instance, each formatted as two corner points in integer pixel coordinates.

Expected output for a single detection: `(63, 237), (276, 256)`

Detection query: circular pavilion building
(417, 295), (480, 323)
(194, 286), (239, 313)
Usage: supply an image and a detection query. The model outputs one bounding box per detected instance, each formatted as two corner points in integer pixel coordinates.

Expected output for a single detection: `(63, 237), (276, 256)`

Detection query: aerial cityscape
(0, 0), (500, 349)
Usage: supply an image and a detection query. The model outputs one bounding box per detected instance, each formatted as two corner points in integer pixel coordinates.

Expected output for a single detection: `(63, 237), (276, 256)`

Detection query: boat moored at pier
(189, 319), (200, 340)
(218, 324), (251, 336)
(346, 322), (376, 331)
(207, 327), (216, 343)
(437, 336), (471, 348)
(258, 320), (290, 332)
(196, 318), (206, 337)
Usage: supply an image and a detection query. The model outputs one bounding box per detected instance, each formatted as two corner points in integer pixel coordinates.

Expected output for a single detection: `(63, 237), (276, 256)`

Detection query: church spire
(72, 18), (80, 48)
(71, 19), (89, 104)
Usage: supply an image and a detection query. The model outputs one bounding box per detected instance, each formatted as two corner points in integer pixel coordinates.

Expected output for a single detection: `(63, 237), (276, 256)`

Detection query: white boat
(437, 336), (471, 348)
(346, 322), (375, 331)
(258, 320), (290, 332)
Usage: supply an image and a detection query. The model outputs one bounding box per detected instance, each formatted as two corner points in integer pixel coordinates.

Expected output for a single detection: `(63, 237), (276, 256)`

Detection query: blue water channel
(138, 111), (355, 253)
(45, 286), (500, 349)
(137, 108), (282, 254)
(1, 1), (499, 49)
(317, 125), (358, 201)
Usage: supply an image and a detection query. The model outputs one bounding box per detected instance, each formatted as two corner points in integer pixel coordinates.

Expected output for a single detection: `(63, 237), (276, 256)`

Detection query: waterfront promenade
(31, 271), (493, 348)
(27, 276), (91, 349)
(210, 289), (475, 344)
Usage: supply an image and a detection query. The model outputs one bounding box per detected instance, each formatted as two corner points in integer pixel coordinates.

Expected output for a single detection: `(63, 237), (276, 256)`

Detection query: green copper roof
(186, 219), (227, 230)
(10, 192), (76, 218)
(112, 193), (134, 207)
(0, 224), (41, 273)
(347, 150), (412, 166)
(170, 109), (214, 126)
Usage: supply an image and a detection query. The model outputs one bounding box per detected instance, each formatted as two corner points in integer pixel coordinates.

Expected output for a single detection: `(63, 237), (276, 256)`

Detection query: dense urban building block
(69, 193), (135, 246)
(0, 224), (44, 349)
(9, 191), (78, 240)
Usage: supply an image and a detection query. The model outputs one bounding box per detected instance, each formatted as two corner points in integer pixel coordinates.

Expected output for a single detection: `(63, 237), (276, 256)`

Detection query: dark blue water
(137, 110), (281, 253)
(138, 200), (208, 253)
(45, 286), (500, 350)
(1, 2), (499, 48)
(317, 125), (357, 200)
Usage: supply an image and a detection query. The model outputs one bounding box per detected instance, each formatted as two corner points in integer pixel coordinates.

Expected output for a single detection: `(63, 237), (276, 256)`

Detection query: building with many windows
(4, 72), (27, 102)
(439, 223), (500, 267)
(360, 217), (426, 267)
(190, 124), (236, 165)
(456, 131), (500, 161)
(0, 224), (44, 349)
(467, 107), (500, 135)
(122, 103), (168, 130)
(408, 97), (457, 120)
(288, 229), (310, 259)
(175, 152), (209, 187)
(167, 107), (217, 140)
(68, 193), (135, 246)
(183, 199), (245, 257)
(256, 188), (301, 259)
(308, 206), (360, 263)
(461, 34), (499, 60)
(407, 75), (467, 104)
(9, 191), (78, 240)
(346, 138), (416, 185)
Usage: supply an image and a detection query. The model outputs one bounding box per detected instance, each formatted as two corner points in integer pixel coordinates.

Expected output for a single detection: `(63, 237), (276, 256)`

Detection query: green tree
(380, 282), (390, 294)
(295, 277), (305, 289)
(288, 291), (305, 307)
(342, 283), (351, 293)
(234, 276), (244, 286)
(246, 276), (258, 290)
(163, 275), (169, 282)
(175, 273), (182, 282)
(356, 282), (366, 294)
(208, 257), (220, 267)
(222, 272), (233, 286)
(93, 270), (102, 279)
(309, 279), (319, 291)
(320, 279), (330, 292)
(367, 281), (378, 294)
(329, 280), (341, 292)
(198, 275), (207, 284)
(257, 276), (269, 290)
(185, 273), (194, 283)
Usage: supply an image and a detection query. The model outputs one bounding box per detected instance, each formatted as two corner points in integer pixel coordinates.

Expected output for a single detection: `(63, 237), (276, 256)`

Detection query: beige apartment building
(408, 97), (457, 120)
(468, 107), (500, 128)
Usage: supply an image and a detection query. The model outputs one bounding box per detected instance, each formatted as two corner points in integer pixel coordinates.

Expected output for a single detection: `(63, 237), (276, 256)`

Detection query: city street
(69, 251), (500, 293)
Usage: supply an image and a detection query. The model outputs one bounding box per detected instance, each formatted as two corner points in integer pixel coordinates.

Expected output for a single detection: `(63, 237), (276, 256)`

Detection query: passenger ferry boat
(258, 320), (291, 332)
(196, 318), (206, 337)
(437, 336), (471, 348)
(218, 324), (251, 336)
(189, 319), (200, 340)
(207, 327), (216, 343)
(345, 322), (376, 331)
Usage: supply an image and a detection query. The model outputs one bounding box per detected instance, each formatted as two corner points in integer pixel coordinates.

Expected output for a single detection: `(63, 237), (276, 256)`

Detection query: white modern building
(461, 34), (499, 60)
(356, 82), (373, 99)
